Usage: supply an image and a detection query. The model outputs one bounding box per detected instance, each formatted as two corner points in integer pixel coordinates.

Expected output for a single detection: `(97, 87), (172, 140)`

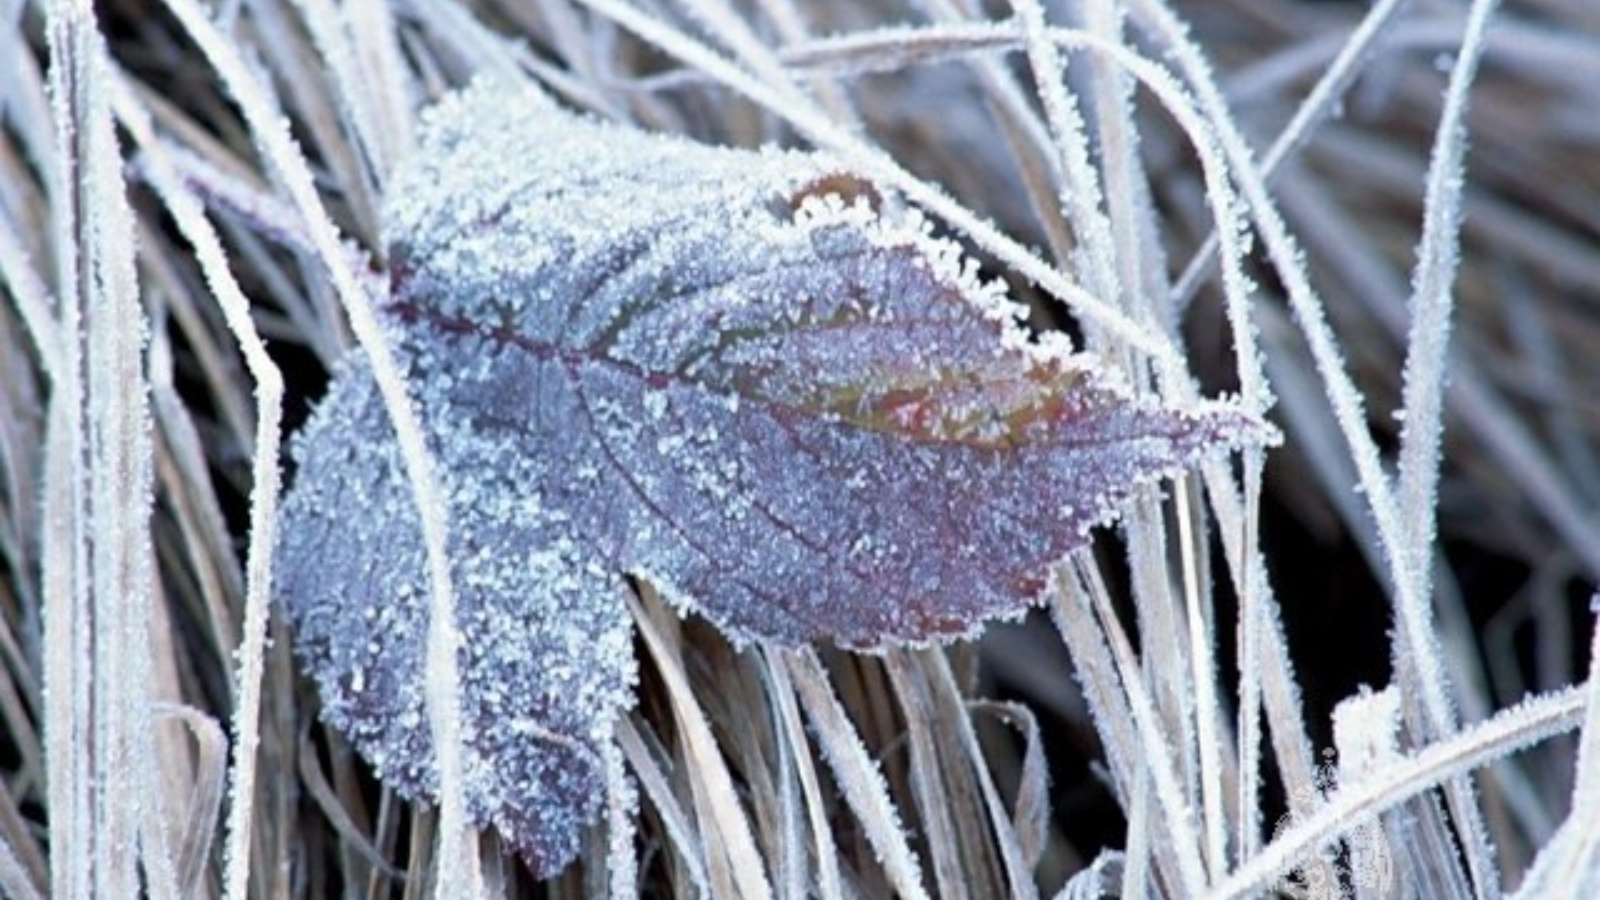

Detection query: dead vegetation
(0, 0), (1597, 898)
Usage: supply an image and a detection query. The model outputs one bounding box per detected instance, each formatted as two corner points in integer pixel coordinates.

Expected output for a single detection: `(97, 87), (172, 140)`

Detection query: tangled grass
(1, 0), (1597, 897)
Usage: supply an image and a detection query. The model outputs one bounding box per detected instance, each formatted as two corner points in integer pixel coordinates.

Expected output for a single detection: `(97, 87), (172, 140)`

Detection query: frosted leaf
(276, 78), (1275, 878)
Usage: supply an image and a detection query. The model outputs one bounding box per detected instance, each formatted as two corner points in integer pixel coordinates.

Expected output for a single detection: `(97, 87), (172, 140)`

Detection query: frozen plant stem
(152, 0), (482, 893)
(1207, 683), (1586, 900)
(111, 75), (287, 900)
(1177, 478), (1229, 878)
(1393, 0), (1505, 894)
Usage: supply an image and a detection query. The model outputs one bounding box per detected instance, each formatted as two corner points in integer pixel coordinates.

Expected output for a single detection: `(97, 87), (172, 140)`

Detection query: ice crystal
(275, 78), (1274, 877)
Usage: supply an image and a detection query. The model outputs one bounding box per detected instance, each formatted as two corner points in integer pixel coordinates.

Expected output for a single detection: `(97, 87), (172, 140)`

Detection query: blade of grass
(1206, 682), (1587, 900)
(151, 1), (481, 892)
(115, 74), (292, 900)
(628, 590), (775, 900)
(784, 649), (932, 900)
(1166, 0), (1415, 314)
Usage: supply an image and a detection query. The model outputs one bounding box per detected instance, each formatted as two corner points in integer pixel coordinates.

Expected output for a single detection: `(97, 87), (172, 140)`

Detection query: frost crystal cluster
(275, 79), (1272, 875)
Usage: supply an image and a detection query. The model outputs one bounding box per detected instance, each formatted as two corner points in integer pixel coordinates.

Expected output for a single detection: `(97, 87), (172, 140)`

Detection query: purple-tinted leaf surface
(275, 79), (1273, 878)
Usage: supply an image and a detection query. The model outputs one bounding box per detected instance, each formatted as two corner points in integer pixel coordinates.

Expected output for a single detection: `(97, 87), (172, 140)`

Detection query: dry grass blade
(151, 0), (482, 890)
(785, 650), (932, 900)
(1505, 604), (1600, 899)
(1390, 2), (1506, 895)
(113, 75), (289, 900)
(629, 591), (774, 900)
(760, 648), (843, 900)
(1207, 682), (1587, 900)
(923, 655), (1041, 900)
(614, 716), (710, 894)
(0, 835), (42, 900)
(1167, 0), (1417, 312)
(152, 703), (229, 896)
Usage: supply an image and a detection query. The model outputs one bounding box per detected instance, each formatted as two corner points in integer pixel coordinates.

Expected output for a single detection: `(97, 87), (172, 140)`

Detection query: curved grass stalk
(761, 649), (844, 900)
(1388, 2), (1507, 894)
(1204, 682), (1586, 900)
(113, 74), (289, 900)
(149, 0), (480, 894)
(785, 649), (933, 900)
(1167, 0), (1416, 312)
(629, 592), (775, 900)
(1010, 0), (1123, 319)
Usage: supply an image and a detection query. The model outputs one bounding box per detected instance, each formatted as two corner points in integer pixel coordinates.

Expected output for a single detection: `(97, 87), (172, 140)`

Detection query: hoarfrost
(275, 78), (1274, 878)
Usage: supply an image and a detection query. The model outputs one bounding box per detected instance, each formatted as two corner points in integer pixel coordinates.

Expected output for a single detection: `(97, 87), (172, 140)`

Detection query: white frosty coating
(1332, 686), (1403, 783)
(275, 77), (1273, 877)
